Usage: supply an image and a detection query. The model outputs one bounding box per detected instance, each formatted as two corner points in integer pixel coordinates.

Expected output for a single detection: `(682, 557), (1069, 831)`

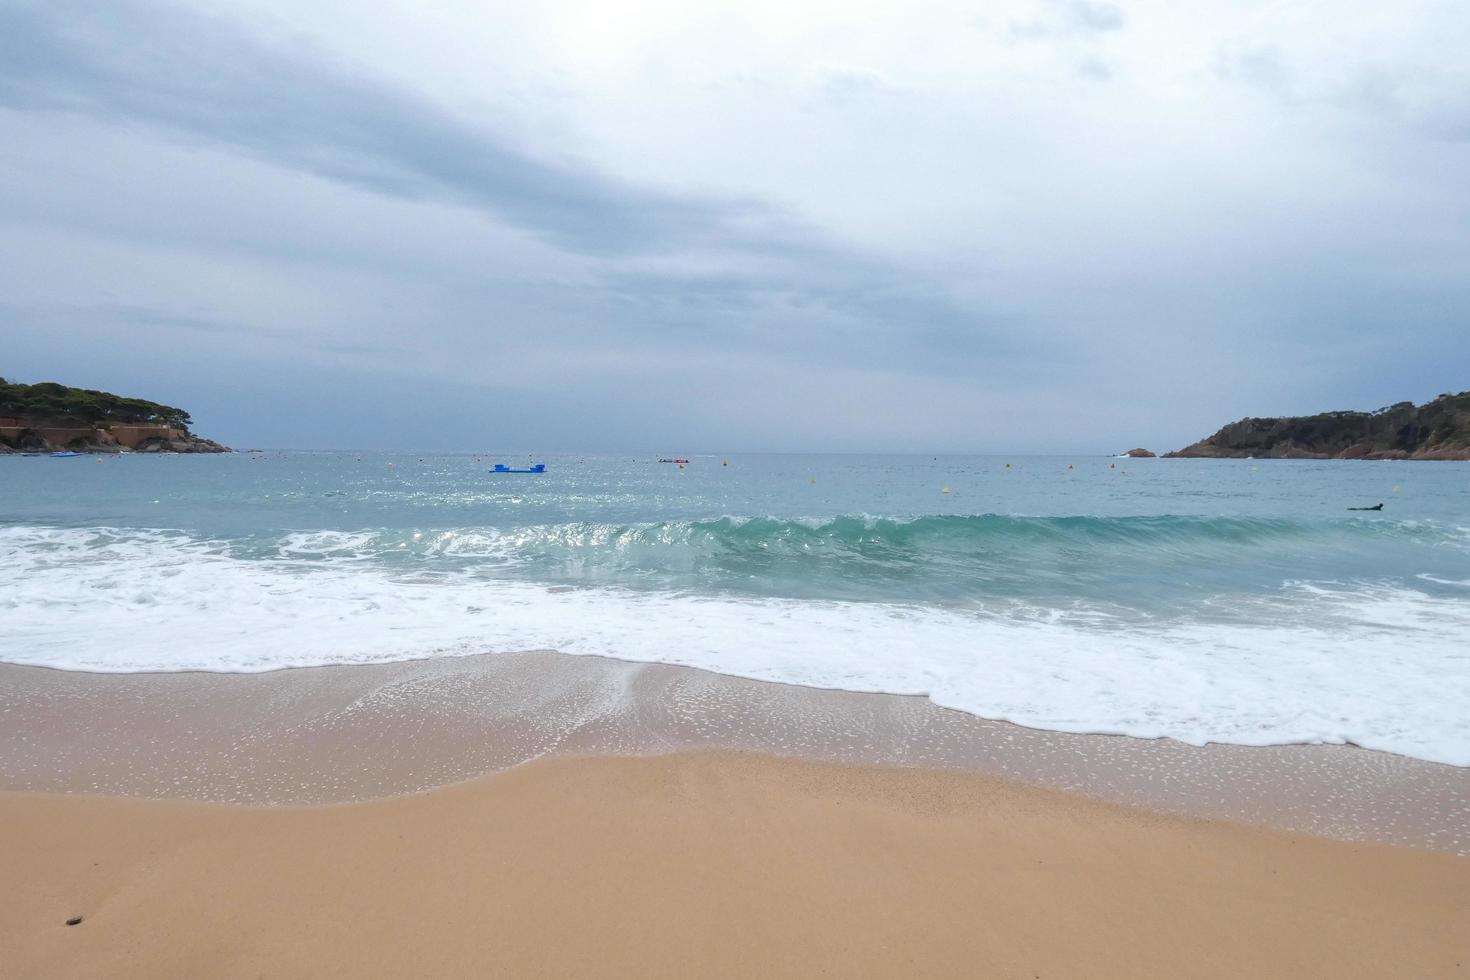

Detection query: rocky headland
(0, 378), (230, 454)
(1165, 391), (1470, 460)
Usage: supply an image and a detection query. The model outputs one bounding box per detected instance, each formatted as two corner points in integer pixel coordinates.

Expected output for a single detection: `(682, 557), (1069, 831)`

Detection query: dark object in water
(66, 916), (83, 926)
(491, 463), (545, 474)
(1347, 503), (1383, 511)
(658, 458), (690, 464)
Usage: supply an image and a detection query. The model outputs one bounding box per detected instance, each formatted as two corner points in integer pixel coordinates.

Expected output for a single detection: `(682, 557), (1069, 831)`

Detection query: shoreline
(3, 650), (1466, 854)
(4, 647), (1455, 762)
(4, 749), (1468, 979)
(4, 651), (1468, 976)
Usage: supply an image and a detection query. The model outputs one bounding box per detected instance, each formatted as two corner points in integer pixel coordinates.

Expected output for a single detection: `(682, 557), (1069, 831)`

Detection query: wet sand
(2, 651), (1468, 978)
(4, 750), (1469, 979)
(1, 651), (1466, 852)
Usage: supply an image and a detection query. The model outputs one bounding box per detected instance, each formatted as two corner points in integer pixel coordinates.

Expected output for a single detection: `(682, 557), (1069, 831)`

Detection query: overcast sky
(2, 0), (1467, 452)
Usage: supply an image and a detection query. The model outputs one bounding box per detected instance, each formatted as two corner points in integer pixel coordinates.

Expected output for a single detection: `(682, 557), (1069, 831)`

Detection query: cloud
(1011, 0), (1126, 40)
(1214, 44), (1293, 96)
(1062, 0), (1127, 33)
(1, 0), (1467, 453)
(0, 0), (1055, 388)
(0, 1), (785, 256)
(811, 66), (891, 106)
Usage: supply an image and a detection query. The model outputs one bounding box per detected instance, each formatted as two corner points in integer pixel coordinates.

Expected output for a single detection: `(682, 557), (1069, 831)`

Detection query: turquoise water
(3, 452), (1468, 763)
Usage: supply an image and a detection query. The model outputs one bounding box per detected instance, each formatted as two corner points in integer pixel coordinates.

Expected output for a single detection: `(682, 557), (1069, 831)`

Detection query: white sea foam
(277, 530), (380, 558)
(2, 525), (1468, 766)
(1419, 573), (1470, 588)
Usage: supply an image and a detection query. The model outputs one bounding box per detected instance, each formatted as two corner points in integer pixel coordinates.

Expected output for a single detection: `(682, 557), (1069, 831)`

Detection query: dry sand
(4, 750), (1467, 980)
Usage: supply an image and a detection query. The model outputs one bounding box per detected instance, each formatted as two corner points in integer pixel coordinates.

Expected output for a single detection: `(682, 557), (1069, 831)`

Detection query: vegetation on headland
(0, 378), (192, 427)
(1166, 391), (1470, 460)
(0, 378), (227, 453)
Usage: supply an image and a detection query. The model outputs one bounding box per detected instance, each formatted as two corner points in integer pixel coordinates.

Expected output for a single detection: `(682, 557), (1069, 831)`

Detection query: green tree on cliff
(0, 378), (192, 427)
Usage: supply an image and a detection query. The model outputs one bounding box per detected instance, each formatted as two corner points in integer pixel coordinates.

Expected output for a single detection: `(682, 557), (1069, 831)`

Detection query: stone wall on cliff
(0, 419), (228, 454)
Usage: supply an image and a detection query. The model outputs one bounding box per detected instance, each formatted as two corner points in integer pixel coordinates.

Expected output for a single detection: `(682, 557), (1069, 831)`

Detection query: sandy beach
(4, 749), (1468, 979)
(8, 0), (1470, 970)
(2, 654), (1468, 978)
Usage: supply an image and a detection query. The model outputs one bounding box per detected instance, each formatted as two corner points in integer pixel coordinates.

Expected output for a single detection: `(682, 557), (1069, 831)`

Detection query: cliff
(1165, 391), (1470, 460)
(0, 378), (230, 454)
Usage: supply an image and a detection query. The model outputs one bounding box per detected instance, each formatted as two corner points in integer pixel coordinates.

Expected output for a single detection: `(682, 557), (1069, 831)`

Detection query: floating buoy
(1005, 463), (1011, 469)
(941, 487), (951, 494)
(1067, 464), (1073, 470)
(1393, 484), (1401, 492)
(1110, 463), (1115, 469)
(810, 478), (816, 484)
(723, 459), (728, 466)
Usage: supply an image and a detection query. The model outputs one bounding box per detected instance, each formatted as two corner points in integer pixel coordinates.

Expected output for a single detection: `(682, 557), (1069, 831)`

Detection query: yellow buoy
(942, 487), (951, 494)
(1393, 484), (1401, 492)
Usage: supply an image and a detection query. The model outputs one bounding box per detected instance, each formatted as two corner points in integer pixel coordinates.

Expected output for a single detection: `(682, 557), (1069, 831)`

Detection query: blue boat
(49, 451), (85, 458)
(491, 463), (545, 474)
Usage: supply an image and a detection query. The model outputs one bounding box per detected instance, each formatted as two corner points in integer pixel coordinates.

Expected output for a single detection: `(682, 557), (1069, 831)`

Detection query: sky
(2, 0), (1468, 452)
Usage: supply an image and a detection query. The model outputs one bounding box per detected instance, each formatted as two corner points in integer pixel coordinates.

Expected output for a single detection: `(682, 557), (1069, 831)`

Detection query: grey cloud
(1075, 56), (1113, 81)
(0, 1), (785, 256)
(0, 301), (271, 340)
(1214, 45), (1470, 142)
(1011, 0), (1127, 40)
(1214, 44), (1293, 95)
(1063, 0), (1127, 32)
(812, 67), (890, 106)
(1425, 102), (1470, 141)
(0, 0), (1031, 377)
(9, 0), (1461, 454)
(3, 300), (410, 360)
(592, 262), (1059, 382)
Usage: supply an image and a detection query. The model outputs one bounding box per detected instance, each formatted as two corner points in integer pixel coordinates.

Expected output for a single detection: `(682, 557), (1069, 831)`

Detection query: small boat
(491, 463), (546, 473)
(49, 451), (85, 458)
(658, 458), (690, 464)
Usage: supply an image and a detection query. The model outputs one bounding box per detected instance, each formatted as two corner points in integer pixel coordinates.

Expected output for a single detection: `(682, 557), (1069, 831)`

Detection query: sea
(2, 451), (1468, 766)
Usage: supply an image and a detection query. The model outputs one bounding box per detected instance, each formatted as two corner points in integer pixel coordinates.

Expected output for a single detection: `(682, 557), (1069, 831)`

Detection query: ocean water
(2, 451), (1468, 765)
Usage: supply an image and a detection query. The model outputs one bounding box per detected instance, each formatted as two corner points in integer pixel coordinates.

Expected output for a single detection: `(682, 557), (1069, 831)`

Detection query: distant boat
(49, 451), (85, 458)
(491, 463), (545, 474)
(658, 458), (690, 464)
